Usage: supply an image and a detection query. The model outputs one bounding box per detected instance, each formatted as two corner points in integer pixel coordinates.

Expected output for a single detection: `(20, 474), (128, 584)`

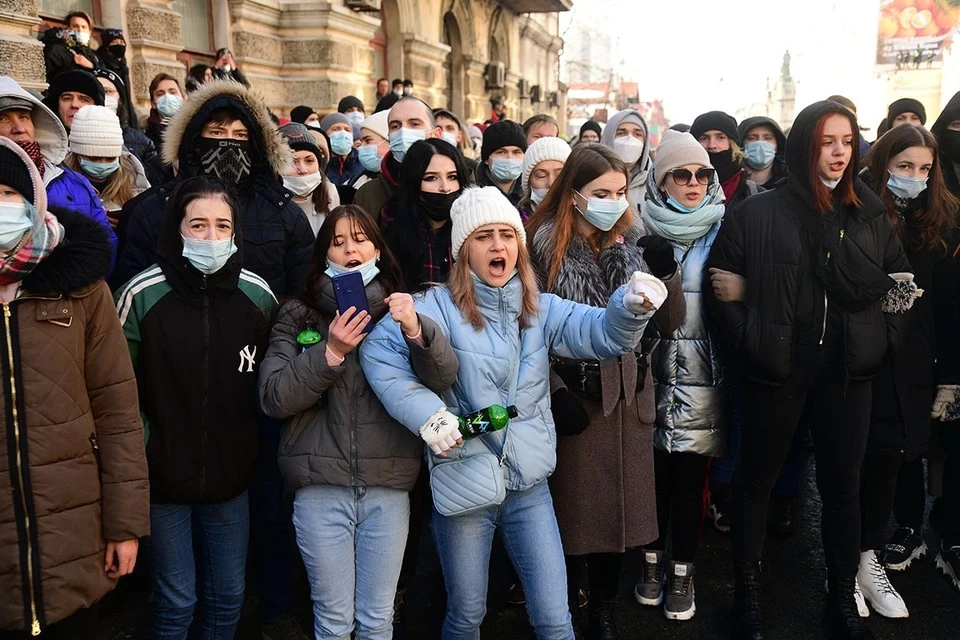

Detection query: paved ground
(97, 456), (960, 639)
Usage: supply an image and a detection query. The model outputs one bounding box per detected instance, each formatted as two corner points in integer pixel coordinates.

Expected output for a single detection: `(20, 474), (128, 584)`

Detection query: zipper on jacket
(89, 434), (103, 481)
(819, 292), (829, 345)
(201, 276), (209, 492)
(3, 305), (41, 636)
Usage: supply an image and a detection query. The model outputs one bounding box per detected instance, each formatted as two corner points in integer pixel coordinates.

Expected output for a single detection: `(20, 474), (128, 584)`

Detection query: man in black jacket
(114, 79), (313, 640)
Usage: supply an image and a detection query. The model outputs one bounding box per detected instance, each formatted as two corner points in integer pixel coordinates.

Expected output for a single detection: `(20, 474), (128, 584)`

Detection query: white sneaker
(857, 550), (909, 618)
(823, 578), (869, 618)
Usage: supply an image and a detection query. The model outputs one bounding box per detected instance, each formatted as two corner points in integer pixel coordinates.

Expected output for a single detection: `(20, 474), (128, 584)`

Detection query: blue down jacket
(359, 273), (651, 492)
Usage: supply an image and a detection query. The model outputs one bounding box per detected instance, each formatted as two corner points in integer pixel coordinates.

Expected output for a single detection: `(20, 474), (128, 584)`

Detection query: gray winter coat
(259, 280), (422, 493)
(649, 223), (729, 457)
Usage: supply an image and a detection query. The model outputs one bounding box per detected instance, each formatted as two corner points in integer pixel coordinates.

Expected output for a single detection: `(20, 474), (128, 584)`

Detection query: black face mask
(108, 44), (126, 60)
(195, 138), (252, 185)
(708, 149), (738, 182)
(940, 129), (960, 164)
(420, 190), (461, 222)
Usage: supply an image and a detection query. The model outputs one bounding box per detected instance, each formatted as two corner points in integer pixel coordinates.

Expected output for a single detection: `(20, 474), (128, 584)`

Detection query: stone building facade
(0, 0), (569, 127)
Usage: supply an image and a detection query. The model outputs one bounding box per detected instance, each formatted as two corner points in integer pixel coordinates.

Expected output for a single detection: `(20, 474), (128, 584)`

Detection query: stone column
(0, 0), (46, 90)
(401, 34), (451, 112)
(462, 55), (489, 123)
(125, 0), (184, 109)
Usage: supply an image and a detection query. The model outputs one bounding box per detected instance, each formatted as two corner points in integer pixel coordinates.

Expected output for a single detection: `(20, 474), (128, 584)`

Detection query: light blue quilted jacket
(359, 273), (651, 492)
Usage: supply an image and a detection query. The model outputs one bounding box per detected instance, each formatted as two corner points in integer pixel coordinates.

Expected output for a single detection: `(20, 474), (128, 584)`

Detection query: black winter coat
(113, 81), (314, 296)
(116, 212), (277, 503)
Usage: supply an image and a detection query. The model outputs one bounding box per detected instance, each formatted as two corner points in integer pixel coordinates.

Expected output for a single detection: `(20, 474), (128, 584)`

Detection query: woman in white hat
(64, 104), (150, 229)
(361, 186), (664, 640)
(518, 136), (571, 221)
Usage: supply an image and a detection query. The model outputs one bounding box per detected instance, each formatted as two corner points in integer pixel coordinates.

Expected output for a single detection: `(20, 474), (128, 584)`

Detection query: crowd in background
(2, 8), (960, 640)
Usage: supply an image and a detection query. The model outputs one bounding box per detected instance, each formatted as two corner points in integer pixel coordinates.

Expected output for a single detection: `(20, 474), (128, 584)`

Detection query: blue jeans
(432, 480), (573, 640)
(149, 492), (249, 640)
(293, 485), (410, 640)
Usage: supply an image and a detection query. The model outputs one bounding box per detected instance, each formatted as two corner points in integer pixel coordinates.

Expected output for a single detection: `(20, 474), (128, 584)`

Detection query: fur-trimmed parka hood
(161, 80), (292, 179)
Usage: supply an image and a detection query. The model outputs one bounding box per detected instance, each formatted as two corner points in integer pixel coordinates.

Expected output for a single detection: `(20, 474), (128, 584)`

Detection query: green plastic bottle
(458, 404), (519, 439)
(297, 325), (323, 353)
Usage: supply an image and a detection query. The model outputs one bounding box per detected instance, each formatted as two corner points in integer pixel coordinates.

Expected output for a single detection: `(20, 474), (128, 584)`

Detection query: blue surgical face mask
(530, 188), (549, 205)
(325, 254), (380, 286)
(389, 127), (426, 163)
(79, 157), (120, 180)
(181, 235), (238, 275)
(490, 158), (523, 183)
(744, 140), (777, 170)
(345, 111), (365, 127)
(155, 93), (183, 118)
(0, 199), (34, 252)
(358, 144), (383, 172)
(329, 130), (354, 157)
(574, 190), (629, 231)
(887, 171), (928, 200)
(666, 193), (709, 213)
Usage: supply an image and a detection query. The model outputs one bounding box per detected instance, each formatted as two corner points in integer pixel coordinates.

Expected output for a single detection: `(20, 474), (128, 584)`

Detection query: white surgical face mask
(0, 200), (33, 252)
(73, 31), (91, 46)
(613, 135), (644, 166)
(441, 131), (459, 148)
(283, 172), (323, 197)
(820, 176), (841, 190)
(104, 95), (120, 114)
(181, 235), (238, 275)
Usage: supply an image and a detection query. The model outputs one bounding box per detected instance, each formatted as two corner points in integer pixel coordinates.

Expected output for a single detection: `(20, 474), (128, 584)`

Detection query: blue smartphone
(332, 271), (370, 318)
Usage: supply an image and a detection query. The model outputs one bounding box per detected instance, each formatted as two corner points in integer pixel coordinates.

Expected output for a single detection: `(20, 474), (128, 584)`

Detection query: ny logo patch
(238, 345), (257, 373)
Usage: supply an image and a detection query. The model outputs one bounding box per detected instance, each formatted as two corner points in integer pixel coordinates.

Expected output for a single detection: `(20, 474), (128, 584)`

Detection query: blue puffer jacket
(359, 274), (651, 492)
(46, 167), (115, 253)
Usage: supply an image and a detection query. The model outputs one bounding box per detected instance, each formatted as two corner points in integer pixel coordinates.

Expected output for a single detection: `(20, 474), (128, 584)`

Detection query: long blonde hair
(447, 234), (540, 330)
(64, 153), (140, 208)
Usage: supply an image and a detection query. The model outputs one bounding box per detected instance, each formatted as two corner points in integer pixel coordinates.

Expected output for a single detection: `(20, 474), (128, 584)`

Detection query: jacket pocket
(89, 433), (103, 482)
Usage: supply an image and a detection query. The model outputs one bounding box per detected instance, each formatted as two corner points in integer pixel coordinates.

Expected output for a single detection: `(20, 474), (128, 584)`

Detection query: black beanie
(481, 120), (527, 161)
(887, 98), (926, 125)
(290, 105), (317, 124)
(338, 96), (364, 113)
(580, 120), (602, 138)
(690, 111), (739, 145)
(279, 122), (322, 157)
(44, 70), (105, 110)
(0, 146), (36, 205)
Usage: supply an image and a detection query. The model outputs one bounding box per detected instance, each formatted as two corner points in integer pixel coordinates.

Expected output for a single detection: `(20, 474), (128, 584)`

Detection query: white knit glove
(623, 270), (669, 314)
(931, 385), (960, 421)
(419, 408), (463, 455)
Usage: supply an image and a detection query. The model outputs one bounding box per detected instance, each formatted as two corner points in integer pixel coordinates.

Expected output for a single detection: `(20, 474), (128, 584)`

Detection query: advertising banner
(877, 0), (960, 65)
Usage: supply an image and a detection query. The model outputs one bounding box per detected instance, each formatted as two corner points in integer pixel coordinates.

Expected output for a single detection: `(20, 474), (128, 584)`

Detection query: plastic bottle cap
(507, 405), (518, 418)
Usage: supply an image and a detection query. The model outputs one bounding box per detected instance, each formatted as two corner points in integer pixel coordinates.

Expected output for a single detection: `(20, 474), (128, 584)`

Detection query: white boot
(858, 550), (909, 618)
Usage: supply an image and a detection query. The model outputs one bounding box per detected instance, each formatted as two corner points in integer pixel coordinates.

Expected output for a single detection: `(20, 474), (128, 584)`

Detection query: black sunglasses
(668, 167), (715, 186)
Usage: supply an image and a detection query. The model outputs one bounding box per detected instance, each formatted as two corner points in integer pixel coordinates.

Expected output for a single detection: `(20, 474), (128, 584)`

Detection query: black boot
(733, 563), (765, 640)
(569, 591), (584, 640)
(586, 599), (617, 640)
(824, 581), (874, 640)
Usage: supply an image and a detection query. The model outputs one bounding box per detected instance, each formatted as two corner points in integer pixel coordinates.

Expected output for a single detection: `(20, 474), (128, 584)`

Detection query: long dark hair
(525, 143), (632, 290)
(863, 124), (959, 251)
(299, 205), (404, 314)
(386, 139), (469, 261)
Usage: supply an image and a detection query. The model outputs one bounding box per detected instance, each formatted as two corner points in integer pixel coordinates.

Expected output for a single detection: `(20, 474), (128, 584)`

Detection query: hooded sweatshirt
(0, 77), (116, 267)
(931, 91), (960, 197)
(737, 116), (788, 188)
(114, 80), (314, 295)
(601, 110), (651, 215)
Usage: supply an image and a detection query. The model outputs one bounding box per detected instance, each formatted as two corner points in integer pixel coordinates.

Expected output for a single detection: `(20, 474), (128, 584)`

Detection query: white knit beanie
(653, 129), (711, 187)
(361, 110), (389, 140)
(69, 105), (123, 157)
(450, 186), (527, 260)
(521, 136), (571, 193)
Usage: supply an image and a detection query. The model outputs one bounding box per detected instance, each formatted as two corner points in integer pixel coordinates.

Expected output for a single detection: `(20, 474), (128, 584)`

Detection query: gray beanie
(320, 112), (351, 132)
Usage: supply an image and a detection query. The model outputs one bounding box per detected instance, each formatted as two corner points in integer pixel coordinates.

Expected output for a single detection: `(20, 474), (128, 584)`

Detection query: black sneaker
(936, 544), (960, 592)
(883, 527), (927, 572)
(261, 612), (309, 640)
(506, 582), (526, 606)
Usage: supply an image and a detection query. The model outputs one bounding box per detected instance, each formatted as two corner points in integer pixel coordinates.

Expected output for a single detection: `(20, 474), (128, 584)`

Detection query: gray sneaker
(633, 549), (664, 606)
(663, 560), (696, 621)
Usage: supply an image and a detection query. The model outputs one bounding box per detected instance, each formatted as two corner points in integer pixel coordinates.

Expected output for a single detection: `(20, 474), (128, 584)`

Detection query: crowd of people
(2, 8), (960, 640)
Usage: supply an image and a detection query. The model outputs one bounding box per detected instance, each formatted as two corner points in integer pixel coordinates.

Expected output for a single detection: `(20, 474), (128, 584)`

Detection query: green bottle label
(297, 327), (323, 349)
(459, 404), (518, 439)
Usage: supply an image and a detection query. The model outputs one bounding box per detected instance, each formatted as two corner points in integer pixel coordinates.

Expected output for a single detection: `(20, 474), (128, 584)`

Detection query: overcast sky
(561, 0), (893, 128)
